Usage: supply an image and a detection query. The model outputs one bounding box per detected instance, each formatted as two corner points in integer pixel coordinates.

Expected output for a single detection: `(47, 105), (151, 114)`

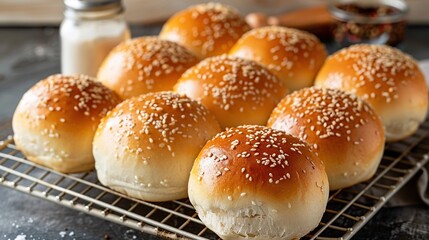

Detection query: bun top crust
(229, 26), (327, 91)
(191, 125), (327, 205)
(15, 74), (120, 130)
(315, 44), (427, 111)
(174, 55), (287, 128)
(268, 87), (384, 149)
(160, 3), (250, 58)
(97, 37), (199, 99)
(96, 91), (221, 160)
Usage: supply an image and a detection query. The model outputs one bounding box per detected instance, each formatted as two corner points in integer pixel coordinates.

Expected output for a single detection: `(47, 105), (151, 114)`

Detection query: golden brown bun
(315, 44), (428, 141)
(93, 91), (221, 202)
(188, 125), (328, 239)
(229, 26), (327, 91)
(159, 3), (250, 59)
(268, 87), (385, 190)
(174, 55), (287, 129)
(12, 74), (121, 173)
(97, 37), (198, 100)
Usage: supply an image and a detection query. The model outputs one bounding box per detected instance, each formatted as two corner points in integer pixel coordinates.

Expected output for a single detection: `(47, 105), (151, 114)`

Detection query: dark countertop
(1, 25), (429, 240)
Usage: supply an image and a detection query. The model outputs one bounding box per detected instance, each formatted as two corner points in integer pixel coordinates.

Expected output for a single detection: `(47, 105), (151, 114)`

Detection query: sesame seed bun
(188, 125), (328, 239)
(97, 37), (199, 100)
(229, 26), (328, 92)
(12, 74), (121, 173)
(159, 3), (250, 59)
(173, 55), (287, 129)
(315, 44), (428, 141)
(268, 87), (385, 190)
(93, 91), (221, 202)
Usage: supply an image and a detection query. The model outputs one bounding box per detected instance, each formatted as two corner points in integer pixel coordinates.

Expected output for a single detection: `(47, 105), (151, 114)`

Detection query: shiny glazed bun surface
(315, 44), (428, 141)
(160, 3), (250, 58)
(12, 74), (120, 173)
(189, 125), (328, 240)
(229, 26), (327, 92)
(174, 55), (287, 129)
(97, 37), (198, 99)
(93, 91), (221, 202)
(268, 87), (385, 190)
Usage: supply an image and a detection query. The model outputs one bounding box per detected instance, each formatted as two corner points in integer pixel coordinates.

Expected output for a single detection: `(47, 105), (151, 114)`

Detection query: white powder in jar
(60, 8), (130, 77)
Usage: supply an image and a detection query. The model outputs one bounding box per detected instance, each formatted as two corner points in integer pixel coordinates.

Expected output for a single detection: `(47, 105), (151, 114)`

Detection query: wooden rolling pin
(245, 6), (335, 40)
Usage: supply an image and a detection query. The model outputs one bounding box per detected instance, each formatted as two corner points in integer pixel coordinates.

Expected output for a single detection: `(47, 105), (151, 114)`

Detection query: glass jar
(60, 0), (130, 77)
(329, 0), (408, 47)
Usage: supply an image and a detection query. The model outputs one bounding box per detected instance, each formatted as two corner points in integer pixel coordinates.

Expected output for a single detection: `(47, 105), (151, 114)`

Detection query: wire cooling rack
(1, 118), (429, 240)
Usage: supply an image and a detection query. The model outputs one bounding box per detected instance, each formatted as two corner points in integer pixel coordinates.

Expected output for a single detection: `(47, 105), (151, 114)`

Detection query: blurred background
(1, 0), (429, 26)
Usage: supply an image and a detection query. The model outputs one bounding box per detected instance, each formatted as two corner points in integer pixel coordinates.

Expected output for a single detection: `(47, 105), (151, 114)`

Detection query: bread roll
(159, 3), (250, 59)
(174, 55), (287, 129)
(97, 37), (198, 100)
(315, 44), (428, 141)
(229, 26), (327, 91)
(12, 74), (121, 173)
(268, 87), (385, 190)
(93, 91), (221, 202)
(188, 125), (328, 240)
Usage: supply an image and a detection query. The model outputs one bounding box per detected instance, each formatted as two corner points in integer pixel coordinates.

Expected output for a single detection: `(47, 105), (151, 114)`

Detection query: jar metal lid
(64, 0), (123, 12)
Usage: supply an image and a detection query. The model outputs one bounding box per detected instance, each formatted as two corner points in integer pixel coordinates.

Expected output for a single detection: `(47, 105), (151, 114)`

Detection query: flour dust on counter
(13, 234), (27, 240)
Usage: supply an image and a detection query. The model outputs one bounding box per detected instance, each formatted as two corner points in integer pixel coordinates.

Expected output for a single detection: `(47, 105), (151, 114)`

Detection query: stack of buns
(11, 2), (428, 240)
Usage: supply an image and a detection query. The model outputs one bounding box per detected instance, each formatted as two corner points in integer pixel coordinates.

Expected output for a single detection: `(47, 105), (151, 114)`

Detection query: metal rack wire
(1, 118), (429, 240)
